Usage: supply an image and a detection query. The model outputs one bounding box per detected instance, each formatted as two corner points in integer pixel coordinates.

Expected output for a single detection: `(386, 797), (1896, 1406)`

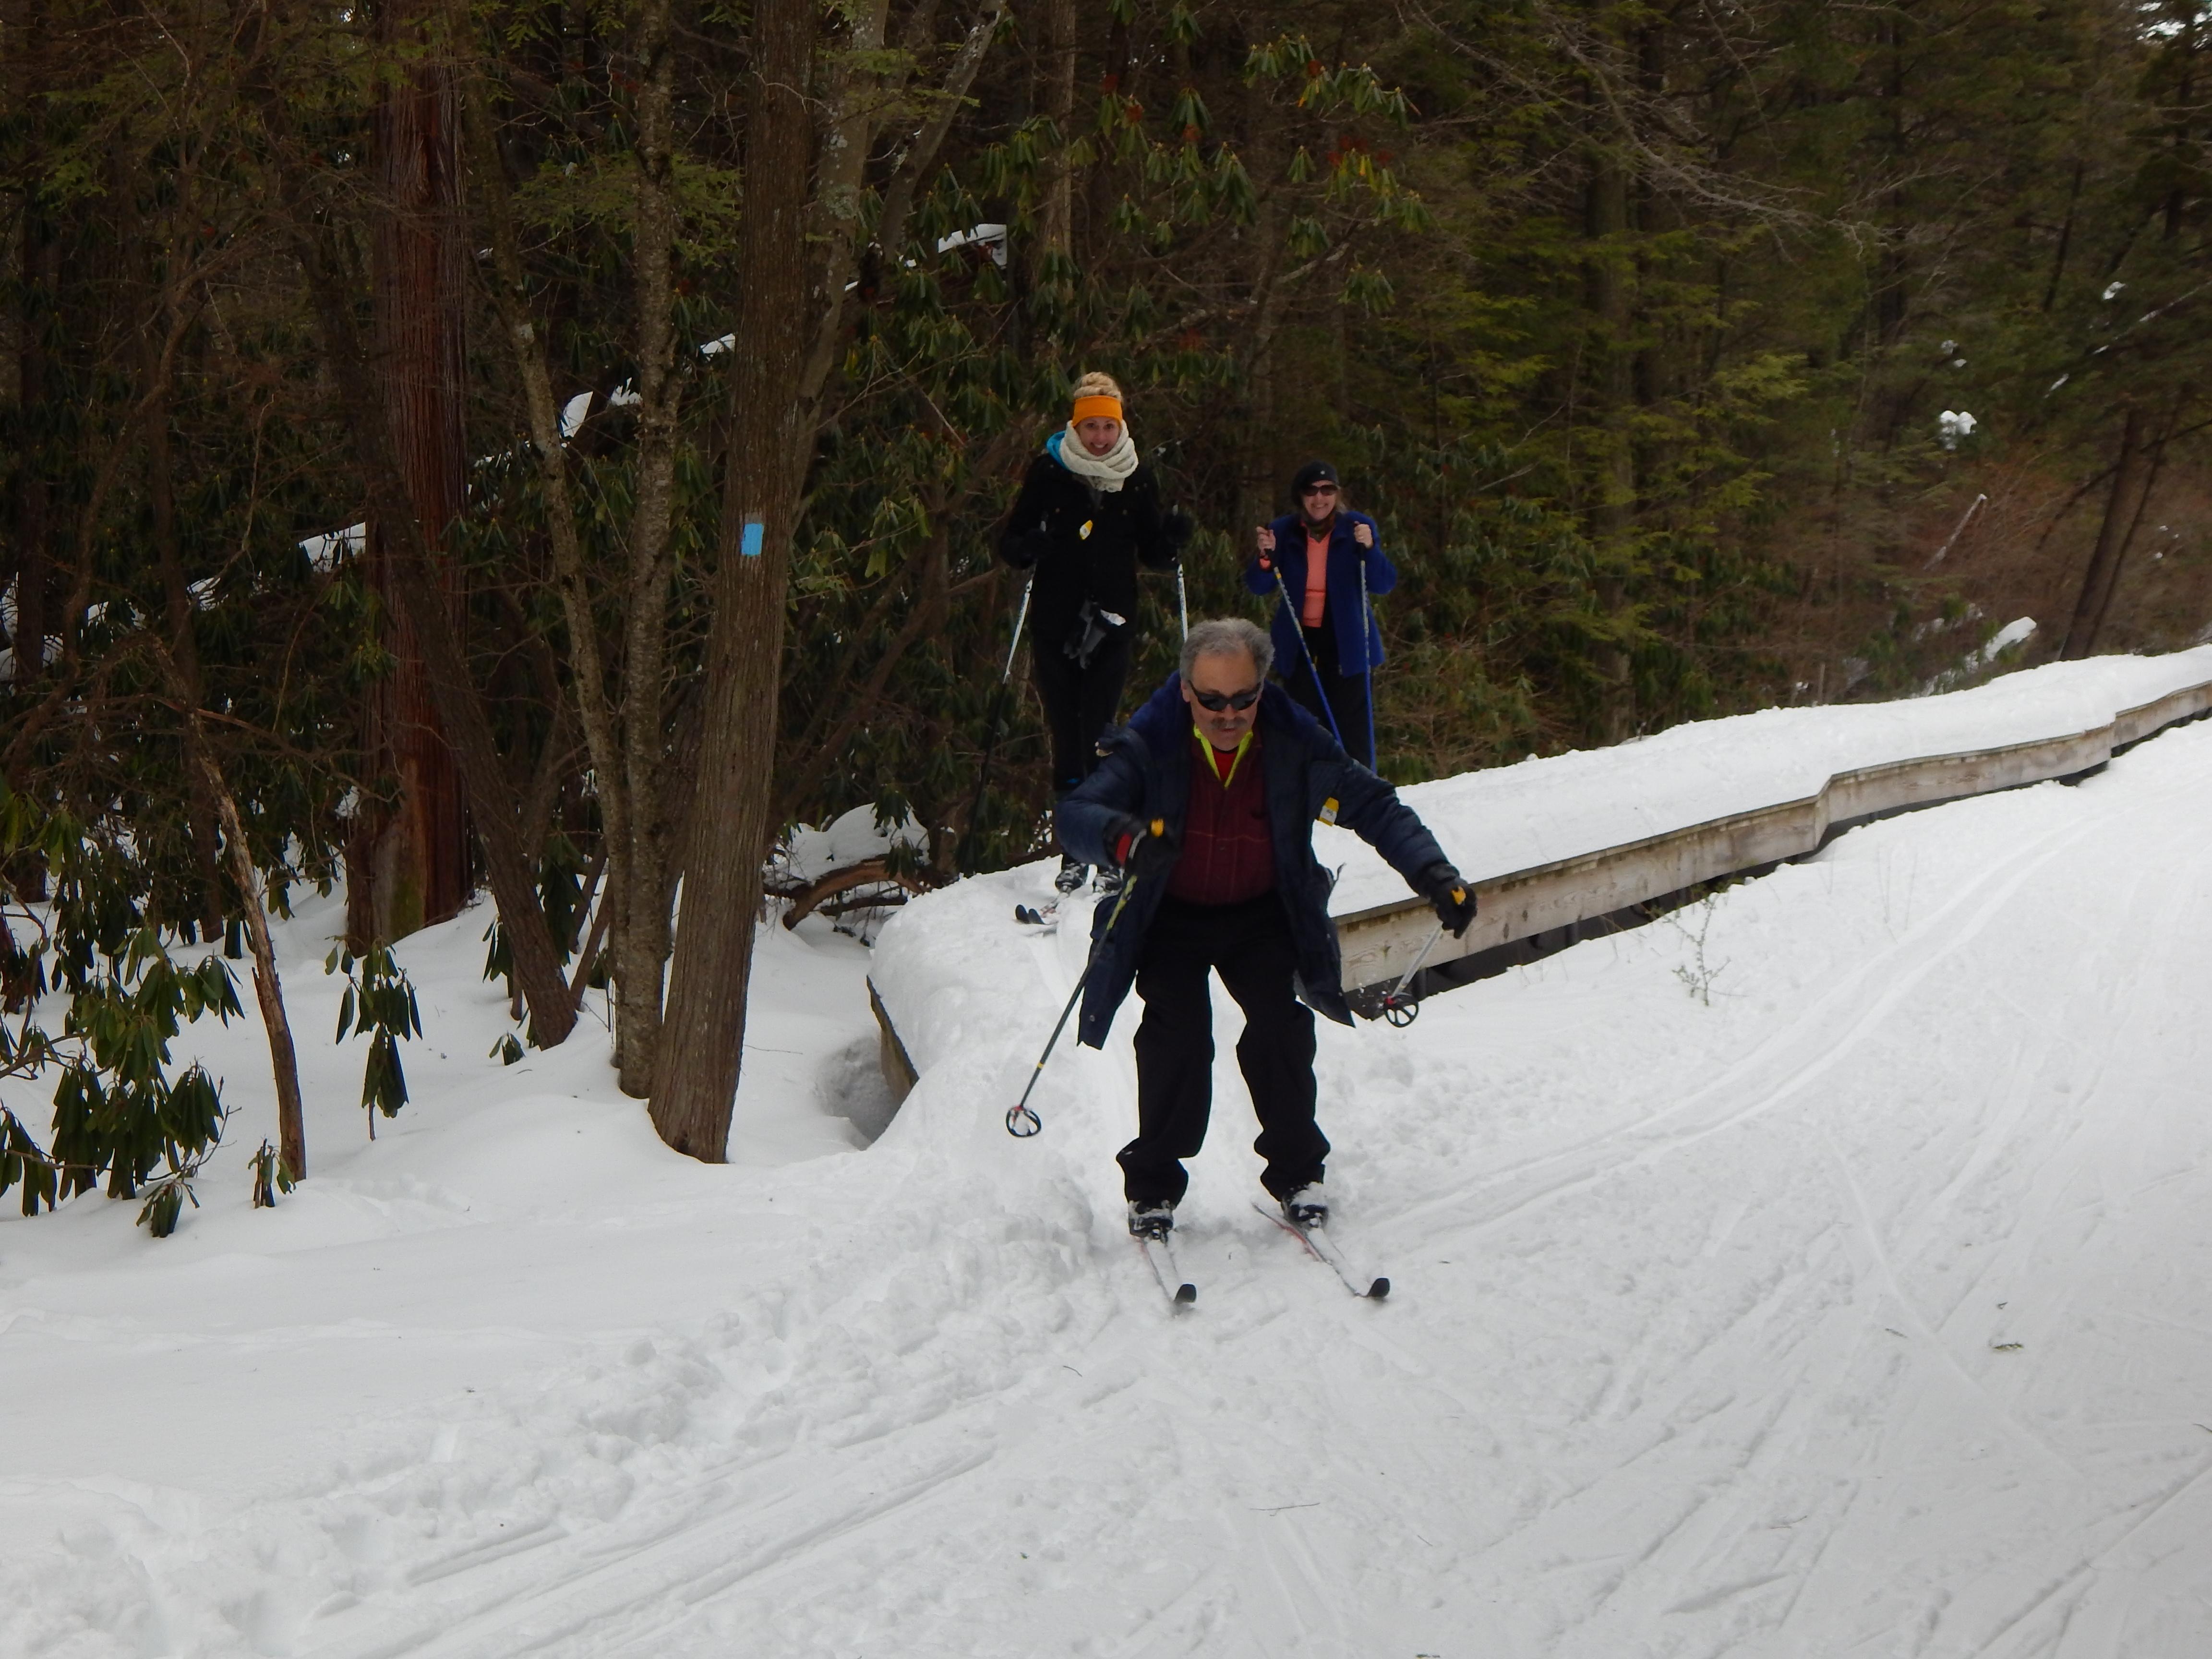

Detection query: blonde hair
(1071, 371), (1124, 403)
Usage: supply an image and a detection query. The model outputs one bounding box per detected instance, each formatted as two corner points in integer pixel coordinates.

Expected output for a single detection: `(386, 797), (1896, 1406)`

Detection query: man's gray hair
(1179, 616), (1274, 682)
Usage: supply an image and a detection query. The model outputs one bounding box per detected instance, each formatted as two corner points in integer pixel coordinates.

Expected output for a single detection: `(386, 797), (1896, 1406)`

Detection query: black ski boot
(1279, 1184), (1329, 1228)
(1055, 857), (1089, 896)
(1127, 1198), (1176, 1240)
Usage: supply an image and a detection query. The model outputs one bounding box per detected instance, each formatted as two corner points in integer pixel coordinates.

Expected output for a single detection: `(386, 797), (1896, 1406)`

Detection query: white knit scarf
(1050, 421), (1140, 492)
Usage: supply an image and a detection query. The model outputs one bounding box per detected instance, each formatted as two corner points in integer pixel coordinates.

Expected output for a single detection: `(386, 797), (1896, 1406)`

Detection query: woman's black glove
(1414, 861), (1477, 938)
(1160, 507), (1194, 554)
(1109, 815), (1179, 883)
(1000, 528), (1047, 570)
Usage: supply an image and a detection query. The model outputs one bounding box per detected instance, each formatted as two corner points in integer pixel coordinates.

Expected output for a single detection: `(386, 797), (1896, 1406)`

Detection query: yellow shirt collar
(1193, 725), (1254, 788)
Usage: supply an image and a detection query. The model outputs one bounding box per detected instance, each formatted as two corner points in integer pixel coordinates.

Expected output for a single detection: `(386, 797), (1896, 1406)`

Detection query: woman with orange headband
(999, 371), (1192, 896)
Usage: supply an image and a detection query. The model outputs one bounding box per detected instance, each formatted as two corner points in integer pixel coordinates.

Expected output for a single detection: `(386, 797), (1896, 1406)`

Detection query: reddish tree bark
(349, 5), (471, 947)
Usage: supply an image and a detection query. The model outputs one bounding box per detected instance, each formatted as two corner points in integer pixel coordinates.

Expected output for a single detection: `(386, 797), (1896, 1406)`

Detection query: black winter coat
(997, 441), (1186, 649)
(1057, 676), (1452, 1047)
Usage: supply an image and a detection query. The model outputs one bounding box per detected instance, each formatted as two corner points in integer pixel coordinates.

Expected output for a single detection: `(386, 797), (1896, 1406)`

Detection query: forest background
(4, 0), (2212, 1189)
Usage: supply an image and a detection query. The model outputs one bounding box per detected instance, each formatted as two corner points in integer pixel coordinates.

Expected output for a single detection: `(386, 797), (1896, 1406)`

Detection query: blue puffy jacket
(1057, 675), (1450, 1048)
(1244, 510), (1395, 673)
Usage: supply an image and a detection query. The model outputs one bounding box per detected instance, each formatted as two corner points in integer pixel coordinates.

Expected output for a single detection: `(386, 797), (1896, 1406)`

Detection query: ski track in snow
(7, 687), (2212, 1655)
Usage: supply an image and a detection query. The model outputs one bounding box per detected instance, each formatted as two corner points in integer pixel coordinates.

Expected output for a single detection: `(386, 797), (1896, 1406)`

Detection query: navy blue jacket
(1244, 510), (1395, 672)
(1057, 676), (1450, 1048)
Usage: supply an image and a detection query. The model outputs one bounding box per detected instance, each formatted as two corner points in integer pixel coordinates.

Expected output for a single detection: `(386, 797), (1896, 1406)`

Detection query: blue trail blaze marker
(740, 515), (765, 558)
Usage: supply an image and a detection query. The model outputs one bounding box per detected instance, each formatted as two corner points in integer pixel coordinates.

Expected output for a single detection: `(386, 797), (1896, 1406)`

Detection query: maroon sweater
(1168, 730), (1276, 905)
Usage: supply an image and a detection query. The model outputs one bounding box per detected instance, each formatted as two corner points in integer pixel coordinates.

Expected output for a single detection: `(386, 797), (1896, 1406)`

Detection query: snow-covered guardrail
(867, 648), (2212, 1105)
(1336, 665), (2212, 1006)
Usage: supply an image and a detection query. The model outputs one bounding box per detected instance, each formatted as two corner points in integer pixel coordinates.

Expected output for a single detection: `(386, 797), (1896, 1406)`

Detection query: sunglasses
(1300, 483), (1339, 497)
(1192, 685), (1263, 712)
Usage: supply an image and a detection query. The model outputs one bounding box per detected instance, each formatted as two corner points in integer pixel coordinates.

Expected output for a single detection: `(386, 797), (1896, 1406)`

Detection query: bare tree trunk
(1234, 84), (1288, 542)
(603, 0), (686, 1094)
(2087, 422), (2170, 651)
(12, 176), (53, 684)
(871, 0), (1008, 276)
(145, 373), (228, 941)
(459, 92), (636, 1052)
(245, 31), (578, 1044)
(274, 215), (579, 1045)
(6, 12), (70, 903)
(199, 743), (308, 1181)
(1037, 0), (1079, 263)
(1583, 119), (1637, 743)
(795, 0), (895, 412)
(351, 0), (471, 948)
(148, 634), (310, 1182)
(650, 0), (817, 1161)
(2060, 405), (2150, 660)
(463, 5), (691, 1094)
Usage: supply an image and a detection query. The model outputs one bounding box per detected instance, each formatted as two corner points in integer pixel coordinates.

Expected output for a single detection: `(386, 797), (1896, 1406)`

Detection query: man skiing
(1057, 617), (1476, 1239)
(1248, 460), (1395, 767)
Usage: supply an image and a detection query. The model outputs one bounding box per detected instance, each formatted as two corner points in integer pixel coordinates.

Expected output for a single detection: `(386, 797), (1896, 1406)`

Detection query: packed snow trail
(6, 710), (2212, 1653)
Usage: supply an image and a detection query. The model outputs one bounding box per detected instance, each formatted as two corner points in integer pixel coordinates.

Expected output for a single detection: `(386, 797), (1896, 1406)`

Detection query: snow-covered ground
(7, 660), (2212, 1656)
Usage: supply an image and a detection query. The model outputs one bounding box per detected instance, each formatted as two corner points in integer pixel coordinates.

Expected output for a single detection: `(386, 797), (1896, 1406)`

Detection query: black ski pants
(1286, 617), (1374, 768)
(1034, 627), (1133, 795)
(1119, 891), (1329, 1206)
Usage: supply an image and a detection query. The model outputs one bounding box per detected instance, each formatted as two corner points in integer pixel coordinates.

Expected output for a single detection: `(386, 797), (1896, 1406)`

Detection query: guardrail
(1336, 674), (2212, 1008)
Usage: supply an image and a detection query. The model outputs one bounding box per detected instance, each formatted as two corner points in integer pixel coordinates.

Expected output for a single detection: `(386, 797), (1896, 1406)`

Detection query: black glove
(1415, 861), (1477, 938)
(1108, 815), (1178, 884)
(1160, 507), (1194, 554)
(1001, 528), (1047, 570)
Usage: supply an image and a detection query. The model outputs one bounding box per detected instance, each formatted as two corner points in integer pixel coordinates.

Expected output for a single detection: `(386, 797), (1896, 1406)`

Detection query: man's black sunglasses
(1192, 685), (1262, 712)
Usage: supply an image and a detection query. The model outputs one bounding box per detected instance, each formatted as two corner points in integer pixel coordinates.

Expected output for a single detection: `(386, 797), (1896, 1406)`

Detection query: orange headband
(1071, 395), (1123, 423)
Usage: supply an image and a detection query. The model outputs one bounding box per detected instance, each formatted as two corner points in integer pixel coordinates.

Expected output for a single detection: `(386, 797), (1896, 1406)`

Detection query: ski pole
(1151, 439), (1190, 642)
(1002, 574), (1034, 683)
(1358, 551), (1377, 769)
(956, 576), (1034, 872)
(1006, 829), (1156, 1137)
(1265, 561), (1346, 748)
(1379, 916), (1447, 1028)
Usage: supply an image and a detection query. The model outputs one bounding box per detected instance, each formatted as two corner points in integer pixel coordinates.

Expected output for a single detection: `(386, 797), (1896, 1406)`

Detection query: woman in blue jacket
(1247, 460), (1395, 767)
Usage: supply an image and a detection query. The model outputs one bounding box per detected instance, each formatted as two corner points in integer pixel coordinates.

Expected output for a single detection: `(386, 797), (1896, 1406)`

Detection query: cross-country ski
(1134, 1234), (1198, 1308)
(1256, 1202), (1390, 1299)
